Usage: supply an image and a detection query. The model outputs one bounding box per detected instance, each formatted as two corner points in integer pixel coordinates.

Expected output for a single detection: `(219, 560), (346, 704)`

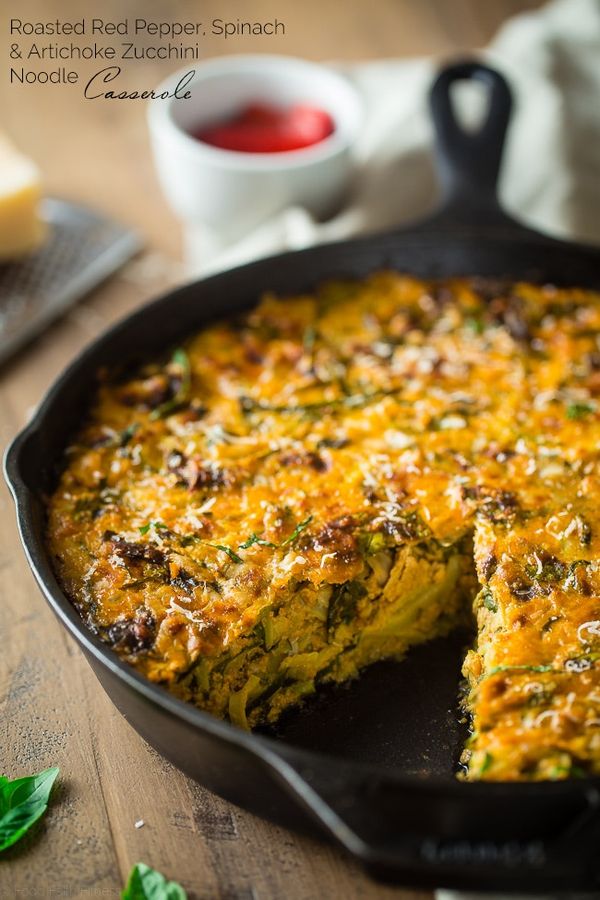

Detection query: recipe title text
(7, 18), (287, 95)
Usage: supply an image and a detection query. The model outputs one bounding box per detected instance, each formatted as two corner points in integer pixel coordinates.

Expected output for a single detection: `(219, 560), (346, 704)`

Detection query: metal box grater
(0, 198), (141, 366)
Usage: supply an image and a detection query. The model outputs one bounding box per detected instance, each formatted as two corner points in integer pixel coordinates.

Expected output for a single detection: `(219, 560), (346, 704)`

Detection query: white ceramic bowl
(147, 55), (362, 242)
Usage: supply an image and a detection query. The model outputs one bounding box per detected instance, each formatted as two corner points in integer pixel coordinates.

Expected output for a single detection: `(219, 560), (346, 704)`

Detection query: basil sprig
(122, 862), (187, 899)
(280, 514), (313, 546)
(0, 766), (59, 851)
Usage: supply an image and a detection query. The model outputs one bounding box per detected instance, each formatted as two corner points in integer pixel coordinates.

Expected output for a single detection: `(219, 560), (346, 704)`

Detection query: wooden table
(1, 1), (542, 897)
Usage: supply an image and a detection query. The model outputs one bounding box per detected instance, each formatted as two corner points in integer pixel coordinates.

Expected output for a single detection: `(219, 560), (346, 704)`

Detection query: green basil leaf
(139, 521), (166, 536)
(238, 532), (277, 550)
(280, 514), (313, 546)
(0, 766), (59, 851)
(210, 544), (244, 564)
(566, 401), (594, 420)
(122, 862), (187, 900)
(486, 663), (554, 677)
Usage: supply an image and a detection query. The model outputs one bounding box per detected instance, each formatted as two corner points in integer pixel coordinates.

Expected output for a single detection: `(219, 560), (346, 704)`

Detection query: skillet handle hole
(429, 60), (512, 221)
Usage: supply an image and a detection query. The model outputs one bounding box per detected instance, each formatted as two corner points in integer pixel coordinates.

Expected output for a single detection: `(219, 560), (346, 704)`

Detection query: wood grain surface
(1, 1), (542, 897)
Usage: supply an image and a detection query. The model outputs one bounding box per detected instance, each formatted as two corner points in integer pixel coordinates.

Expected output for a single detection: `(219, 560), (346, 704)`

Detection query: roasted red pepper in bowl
(193, 102), (335, 153)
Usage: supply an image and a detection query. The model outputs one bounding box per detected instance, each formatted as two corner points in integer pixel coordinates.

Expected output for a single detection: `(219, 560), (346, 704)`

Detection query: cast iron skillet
(6, 61), (600, 892)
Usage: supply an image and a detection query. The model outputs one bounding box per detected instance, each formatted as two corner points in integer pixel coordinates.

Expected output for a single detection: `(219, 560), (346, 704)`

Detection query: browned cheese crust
(47, 273), (600, 780)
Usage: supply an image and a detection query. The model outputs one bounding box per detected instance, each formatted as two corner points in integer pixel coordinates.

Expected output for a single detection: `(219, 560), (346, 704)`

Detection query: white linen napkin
(185, 0), (600, 279)
(185, 2), (600, 896)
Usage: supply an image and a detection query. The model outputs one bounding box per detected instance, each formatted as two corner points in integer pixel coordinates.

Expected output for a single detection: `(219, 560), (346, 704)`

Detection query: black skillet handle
(270, 751), (600, 891)
(426, 60), (518, 231)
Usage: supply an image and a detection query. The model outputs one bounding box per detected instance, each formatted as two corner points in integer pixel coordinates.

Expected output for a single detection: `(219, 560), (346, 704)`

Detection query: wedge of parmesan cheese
(0, 134), (46, 261)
